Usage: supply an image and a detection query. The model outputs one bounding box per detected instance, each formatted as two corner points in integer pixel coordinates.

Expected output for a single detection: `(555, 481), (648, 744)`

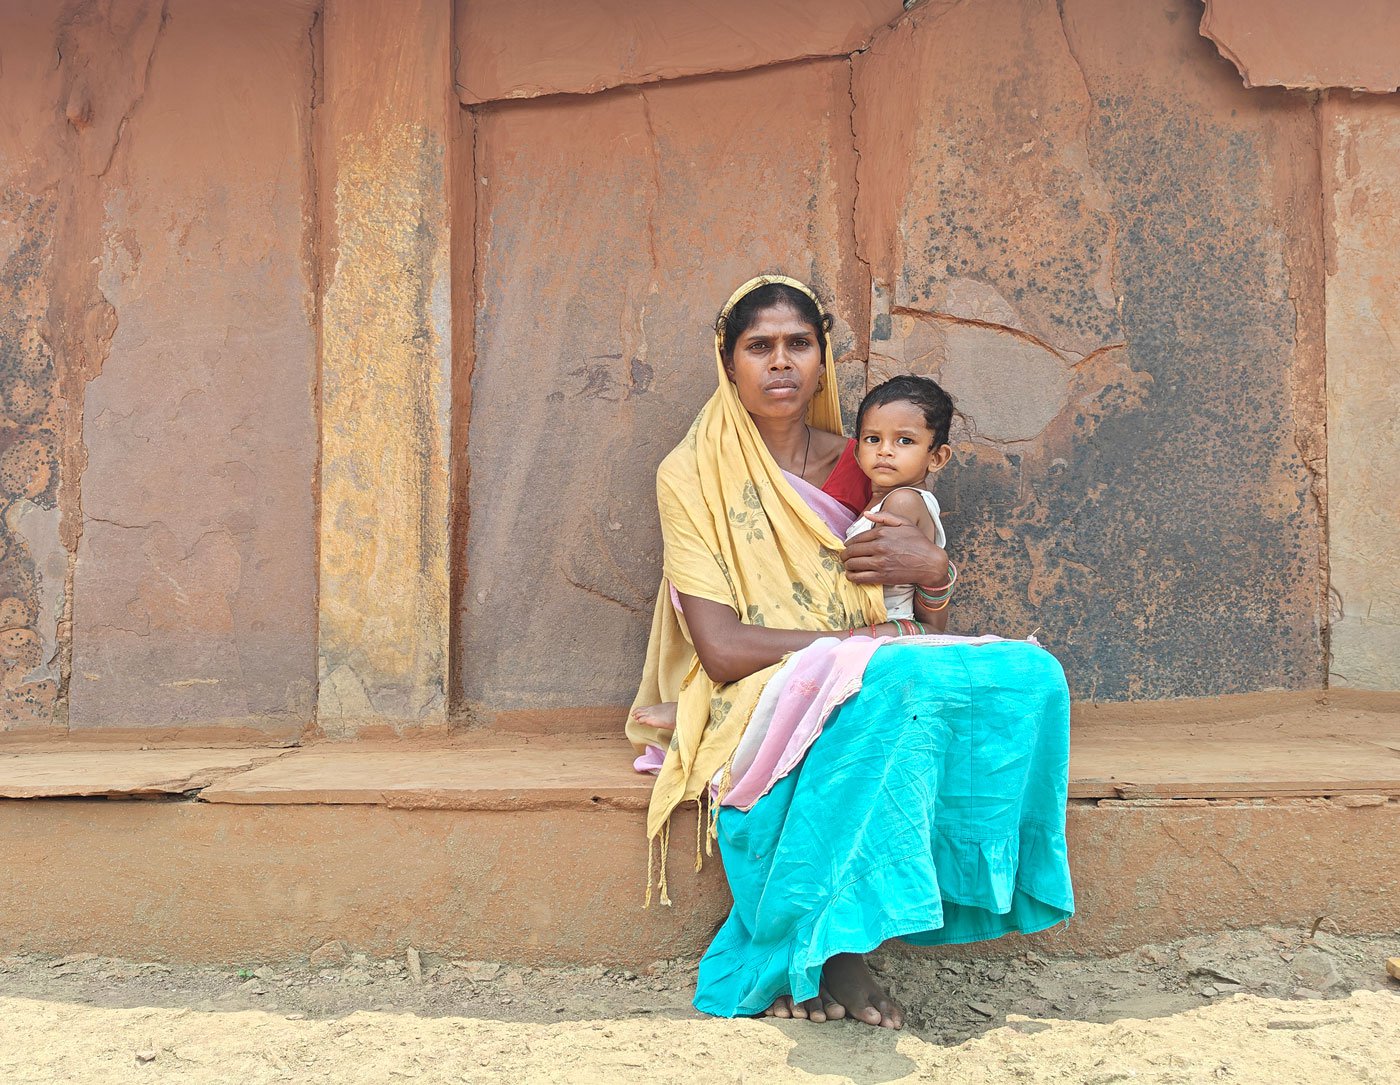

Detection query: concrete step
(1, 691), (1397, 967)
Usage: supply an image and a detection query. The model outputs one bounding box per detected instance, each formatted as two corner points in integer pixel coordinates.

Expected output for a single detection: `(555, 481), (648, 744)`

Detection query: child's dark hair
(717, 282), (833, 362)
(855, 375), (954, 448)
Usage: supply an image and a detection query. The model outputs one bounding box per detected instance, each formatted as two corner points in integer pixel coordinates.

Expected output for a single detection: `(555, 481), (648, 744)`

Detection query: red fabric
(820, 439), (870, 515)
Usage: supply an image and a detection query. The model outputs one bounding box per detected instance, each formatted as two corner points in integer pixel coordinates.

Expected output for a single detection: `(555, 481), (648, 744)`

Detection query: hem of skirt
(895, 903), (1075, 948)
(693, 890), (1075, 1018)
(693, 905), (942, 1019)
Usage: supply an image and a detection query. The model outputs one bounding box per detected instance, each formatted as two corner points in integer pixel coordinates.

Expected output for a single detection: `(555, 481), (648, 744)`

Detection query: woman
(628, 275), (1073, 1029)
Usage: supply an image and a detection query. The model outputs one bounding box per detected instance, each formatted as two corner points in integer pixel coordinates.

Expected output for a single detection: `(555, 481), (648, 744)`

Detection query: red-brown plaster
(1201, 0), (1400, 93)
(454, 0), (907, 104)
(0, 1), (169, 730)
(460, 60), (866, 726)
(64, 0), (319, 735)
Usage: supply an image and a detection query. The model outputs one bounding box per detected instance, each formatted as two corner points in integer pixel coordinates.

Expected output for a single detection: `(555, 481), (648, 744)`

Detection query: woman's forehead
(738, 304), (817, 338)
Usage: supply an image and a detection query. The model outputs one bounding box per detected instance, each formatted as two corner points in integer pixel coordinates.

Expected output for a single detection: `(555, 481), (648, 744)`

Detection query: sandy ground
(1, 927), (1397, 1083)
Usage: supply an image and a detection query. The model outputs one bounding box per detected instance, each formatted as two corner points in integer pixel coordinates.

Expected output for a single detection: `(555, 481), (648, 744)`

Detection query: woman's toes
(876, 999), (904, 1030)
(819, 986), (847, 1021)
(763, 994), (836, 1024)
(800, 997), (827, 1023)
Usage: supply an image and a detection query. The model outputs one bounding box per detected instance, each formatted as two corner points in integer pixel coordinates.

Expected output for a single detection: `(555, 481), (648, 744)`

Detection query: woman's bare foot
(763, 987), (846, 1024)
(820, 953), (904, 1029)
(631, 702), (678, 731)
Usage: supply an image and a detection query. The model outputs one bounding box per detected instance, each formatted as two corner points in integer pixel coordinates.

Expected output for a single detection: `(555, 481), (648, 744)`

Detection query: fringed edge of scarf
(643, 748), (743, 908)
(644, 819), (671, 908)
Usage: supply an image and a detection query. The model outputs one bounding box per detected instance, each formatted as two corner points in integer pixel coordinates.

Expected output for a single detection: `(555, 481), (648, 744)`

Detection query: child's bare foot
(762, 988), (846, 1023)
(630, 701), (677, 731)
(821, 953), (904, 1029)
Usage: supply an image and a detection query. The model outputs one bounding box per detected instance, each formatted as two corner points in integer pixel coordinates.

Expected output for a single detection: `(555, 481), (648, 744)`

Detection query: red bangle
(918, 571), (956, 595)
(916, 561), (958, 605)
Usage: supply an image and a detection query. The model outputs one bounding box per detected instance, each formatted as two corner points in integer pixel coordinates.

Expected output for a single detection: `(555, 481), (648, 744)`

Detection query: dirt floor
(2, 926), (1397, 1083)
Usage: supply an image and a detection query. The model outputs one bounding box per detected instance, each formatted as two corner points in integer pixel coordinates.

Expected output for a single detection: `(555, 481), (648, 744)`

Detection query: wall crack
(635, 87), (663, 275)
(96, 1), (171, 180)
(891, 304), (1122, 364)
(845, 57), (874, 294)
(1053, 0), (1125, 333)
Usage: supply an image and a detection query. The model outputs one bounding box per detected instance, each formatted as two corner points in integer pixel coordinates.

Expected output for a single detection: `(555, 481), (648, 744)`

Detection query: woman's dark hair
(855, 374), (954, 448)
(717, 282), (833, 361)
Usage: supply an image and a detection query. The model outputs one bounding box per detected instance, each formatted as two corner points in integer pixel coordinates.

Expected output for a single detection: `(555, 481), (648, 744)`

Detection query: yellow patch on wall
(318, 121), (451, 727)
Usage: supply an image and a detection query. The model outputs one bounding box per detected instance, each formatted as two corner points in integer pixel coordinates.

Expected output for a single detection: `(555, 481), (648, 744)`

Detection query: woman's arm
(679, 593), (897, 684)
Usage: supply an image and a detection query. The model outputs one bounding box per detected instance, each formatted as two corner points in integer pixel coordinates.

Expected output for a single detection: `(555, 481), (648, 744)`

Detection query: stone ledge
(0, 747), (292, 799)
(198, 740), (649, 810)
(2, 691), (1394, 807)
(1068, 689), (1400, 799)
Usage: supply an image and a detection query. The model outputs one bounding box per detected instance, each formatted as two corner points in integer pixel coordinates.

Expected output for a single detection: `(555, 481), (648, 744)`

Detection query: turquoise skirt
(694, 640), (1074, 1017)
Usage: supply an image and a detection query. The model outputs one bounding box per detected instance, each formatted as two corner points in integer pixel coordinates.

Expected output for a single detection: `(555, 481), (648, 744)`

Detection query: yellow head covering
(628, 275), (883, 902)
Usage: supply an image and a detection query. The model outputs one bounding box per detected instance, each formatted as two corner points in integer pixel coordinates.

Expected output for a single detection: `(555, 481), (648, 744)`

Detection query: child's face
(855, 400), (951, 489)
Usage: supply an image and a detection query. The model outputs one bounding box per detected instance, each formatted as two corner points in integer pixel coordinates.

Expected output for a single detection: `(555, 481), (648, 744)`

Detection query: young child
(846, 374), (955, 626)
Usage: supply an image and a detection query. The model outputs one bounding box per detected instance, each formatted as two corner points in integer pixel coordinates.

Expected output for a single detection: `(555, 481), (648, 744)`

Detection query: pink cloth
(782, 469), (858, 538)
(721, 634), (887, 810)
(633, 743), (667, 774)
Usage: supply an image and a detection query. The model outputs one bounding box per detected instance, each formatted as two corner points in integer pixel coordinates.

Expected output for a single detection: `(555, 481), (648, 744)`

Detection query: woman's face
(724, 304), (823, 422)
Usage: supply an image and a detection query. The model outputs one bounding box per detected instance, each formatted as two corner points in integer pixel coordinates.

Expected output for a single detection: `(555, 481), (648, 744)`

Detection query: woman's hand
(840, 509), (950, 587)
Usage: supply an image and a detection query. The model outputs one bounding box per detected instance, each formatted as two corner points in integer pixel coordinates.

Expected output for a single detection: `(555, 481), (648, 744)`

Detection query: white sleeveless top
(844, 486), (947, 620)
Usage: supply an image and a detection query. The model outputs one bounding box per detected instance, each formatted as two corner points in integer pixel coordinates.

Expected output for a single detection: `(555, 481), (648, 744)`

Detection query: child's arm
(873, 489), (952, 633)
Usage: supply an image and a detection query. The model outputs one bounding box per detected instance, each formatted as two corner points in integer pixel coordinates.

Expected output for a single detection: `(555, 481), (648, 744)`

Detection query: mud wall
(459, 0), (1344, 721)
(851, 0), (1328, 701)
(0, 4), (66, 730)
(1200, 0), (1400, 93)
(1, 0), (1395, 736)
(459, 59), (869, 723)
(1, 0), (319, 737)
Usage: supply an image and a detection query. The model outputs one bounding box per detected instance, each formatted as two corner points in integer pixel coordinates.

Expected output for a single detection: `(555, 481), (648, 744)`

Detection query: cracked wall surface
(3, 0), (1388, 734)
(842, 0), (1327, 699)
(453, 0), (905, 104)
(1201, 0), (1400, 93)
(58, 0), (319, 735)
(1050, 0), (1326, 697)
(459, 59), (867, 724)
(458, 0), (1333, 714)
(0, 5), (66, 729)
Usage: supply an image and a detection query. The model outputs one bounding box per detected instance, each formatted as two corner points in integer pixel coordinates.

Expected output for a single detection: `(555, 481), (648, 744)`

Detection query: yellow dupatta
(627, 275), (884, 903)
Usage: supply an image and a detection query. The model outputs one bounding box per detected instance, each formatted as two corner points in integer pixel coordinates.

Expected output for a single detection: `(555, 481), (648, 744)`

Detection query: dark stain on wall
(0, 187), (61, 725)
(946, 91), (1324, 699)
